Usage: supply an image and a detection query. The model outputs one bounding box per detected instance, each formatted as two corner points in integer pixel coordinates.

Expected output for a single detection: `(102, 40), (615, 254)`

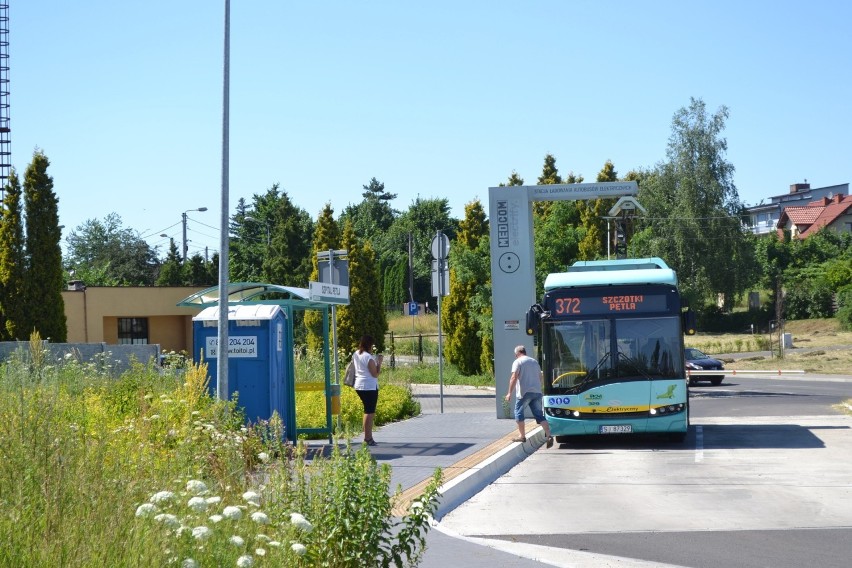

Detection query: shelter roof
(177, 282), (326, 309)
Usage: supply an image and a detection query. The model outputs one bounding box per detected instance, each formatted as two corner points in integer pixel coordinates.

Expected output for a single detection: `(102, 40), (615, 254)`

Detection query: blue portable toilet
(192, 304), (291, 427)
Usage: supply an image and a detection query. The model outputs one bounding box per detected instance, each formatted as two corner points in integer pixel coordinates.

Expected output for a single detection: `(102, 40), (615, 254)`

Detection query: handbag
(343, 360), (356, 387)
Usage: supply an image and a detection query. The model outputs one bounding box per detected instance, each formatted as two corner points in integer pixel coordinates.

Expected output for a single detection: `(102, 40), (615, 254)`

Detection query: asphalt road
(438, 374), (852, 568)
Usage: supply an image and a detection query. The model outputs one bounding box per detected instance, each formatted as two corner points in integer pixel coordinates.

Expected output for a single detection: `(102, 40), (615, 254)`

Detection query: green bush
(784, 278), (835, 319)
(837, 284), (852, 331)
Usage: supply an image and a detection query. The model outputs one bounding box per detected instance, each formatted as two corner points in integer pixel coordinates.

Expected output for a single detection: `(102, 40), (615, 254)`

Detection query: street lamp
(182, 207), (208, 261)
(244, 215), (270, 246)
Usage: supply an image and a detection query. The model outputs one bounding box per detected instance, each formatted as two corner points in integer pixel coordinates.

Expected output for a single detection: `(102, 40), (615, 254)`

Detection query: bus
(525, 257), (694, 443)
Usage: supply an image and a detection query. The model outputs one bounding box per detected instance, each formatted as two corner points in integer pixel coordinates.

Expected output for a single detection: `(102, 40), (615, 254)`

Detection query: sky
(12, 1), (852, 259)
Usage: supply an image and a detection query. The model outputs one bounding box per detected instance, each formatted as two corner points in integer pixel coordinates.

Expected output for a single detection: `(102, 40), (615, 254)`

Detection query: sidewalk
(362, 384), (558, 567)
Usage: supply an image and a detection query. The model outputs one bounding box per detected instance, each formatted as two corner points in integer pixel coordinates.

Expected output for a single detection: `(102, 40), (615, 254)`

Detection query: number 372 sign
(205, 336), (258, 358)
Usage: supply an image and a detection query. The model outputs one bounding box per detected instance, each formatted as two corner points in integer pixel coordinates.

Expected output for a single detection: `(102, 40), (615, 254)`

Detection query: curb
(434, 425), (544, 519)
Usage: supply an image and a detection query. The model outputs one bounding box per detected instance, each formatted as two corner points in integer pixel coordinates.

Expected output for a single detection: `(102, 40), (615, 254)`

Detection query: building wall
(62, 287), (206, 353)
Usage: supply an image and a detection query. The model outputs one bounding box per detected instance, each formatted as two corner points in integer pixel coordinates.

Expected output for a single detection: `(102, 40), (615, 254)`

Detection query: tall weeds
(0, 337), (440, 567)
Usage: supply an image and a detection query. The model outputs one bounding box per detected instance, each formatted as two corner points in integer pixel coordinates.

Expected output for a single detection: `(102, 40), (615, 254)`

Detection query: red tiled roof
(782, 206), (822, 225)
(801, 195), (852, 237)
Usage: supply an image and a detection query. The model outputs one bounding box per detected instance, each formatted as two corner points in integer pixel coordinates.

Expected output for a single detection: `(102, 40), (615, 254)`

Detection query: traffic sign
(431, 232), (450, 260)
(309, 281), (350, 305)
(408, 301), (418, 316)
(431, 259), (450, 297)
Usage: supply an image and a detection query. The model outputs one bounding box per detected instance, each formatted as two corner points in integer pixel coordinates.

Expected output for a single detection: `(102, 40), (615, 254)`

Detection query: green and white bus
(525, 257), (694, 443)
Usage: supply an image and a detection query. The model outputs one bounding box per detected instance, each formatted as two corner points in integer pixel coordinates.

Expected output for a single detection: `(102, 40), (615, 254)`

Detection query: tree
(336, 221), (387, 353)
(577, 160), (617, 260)
(0, 169), (26, 339)
(23, 150), (66, 341)
(383, 197), (457, 303)
(183, 253), (213, 286)
(443, 200), (489, 375)
(631, 98), (756, 308)
(304, 203), (342, 351)
(340, 178), (397, 246)
(229, 198), (266, 282)
(156, 239), (184, 286)
(65, 213), (159, 285)
(262, 186), (314, 287)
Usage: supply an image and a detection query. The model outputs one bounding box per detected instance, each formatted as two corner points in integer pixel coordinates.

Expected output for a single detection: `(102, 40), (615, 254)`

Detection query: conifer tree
(443, 200), (489, 375)
(578, 160), (618, 260)
(336, 221), (387, 354)
(23, 150), (66, 341)
(156, 239), (184, 286)
(0, 169), (26, 339)
(304, 204), (342, 351)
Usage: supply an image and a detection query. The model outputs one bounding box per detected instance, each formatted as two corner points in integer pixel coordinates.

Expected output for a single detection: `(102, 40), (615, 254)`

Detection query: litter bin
(329, 383), (341, 415)
(192, 304), (292, 426)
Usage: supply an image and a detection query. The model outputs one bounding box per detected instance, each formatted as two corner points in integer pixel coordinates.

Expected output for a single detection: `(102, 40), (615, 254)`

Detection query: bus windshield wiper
(575, 352), (610, 389)
(617, 351), (653, 380)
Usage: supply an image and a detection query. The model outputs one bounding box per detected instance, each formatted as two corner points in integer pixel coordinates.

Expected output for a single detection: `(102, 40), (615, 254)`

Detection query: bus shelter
(178, 282), (335, 442)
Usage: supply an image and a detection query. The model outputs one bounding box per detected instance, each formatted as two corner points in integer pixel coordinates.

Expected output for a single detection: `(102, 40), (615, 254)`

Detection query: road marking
(695, 425), (704, 462)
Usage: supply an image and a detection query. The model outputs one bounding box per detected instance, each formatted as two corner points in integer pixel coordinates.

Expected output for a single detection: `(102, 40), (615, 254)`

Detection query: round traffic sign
(431, 233), (450, 259)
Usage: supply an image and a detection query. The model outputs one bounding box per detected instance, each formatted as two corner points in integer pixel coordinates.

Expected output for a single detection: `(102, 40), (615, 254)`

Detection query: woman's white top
(352, 350), (378, 390)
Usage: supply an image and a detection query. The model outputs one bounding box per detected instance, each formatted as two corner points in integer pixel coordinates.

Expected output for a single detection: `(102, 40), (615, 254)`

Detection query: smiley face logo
(498, 252), (520, 273)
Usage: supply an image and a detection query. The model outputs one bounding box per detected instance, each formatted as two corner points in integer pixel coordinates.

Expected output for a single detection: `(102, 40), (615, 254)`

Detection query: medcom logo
(547, 396), (571, 406)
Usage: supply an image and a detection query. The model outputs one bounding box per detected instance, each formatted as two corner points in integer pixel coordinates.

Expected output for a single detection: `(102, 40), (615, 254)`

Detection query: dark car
(684, 347), (725, 386)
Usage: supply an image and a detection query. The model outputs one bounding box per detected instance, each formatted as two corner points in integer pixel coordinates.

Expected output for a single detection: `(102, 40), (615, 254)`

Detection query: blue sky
(13, 1), (851, 258)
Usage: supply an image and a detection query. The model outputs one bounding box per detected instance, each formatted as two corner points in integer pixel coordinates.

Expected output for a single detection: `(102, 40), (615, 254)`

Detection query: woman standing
(352, 334), (382, 446)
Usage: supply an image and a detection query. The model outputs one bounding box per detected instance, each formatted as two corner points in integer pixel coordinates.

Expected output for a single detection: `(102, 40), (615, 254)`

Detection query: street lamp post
(182, 207), (208, 261)
(244, 215), (270, 246)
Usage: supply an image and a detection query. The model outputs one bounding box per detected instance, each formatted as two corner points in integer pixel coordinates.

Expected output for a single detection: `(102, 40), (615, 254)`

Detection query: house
(62, 284), (207, 354)
(776, 194), (852, 238)
(744, 182), (849, 235)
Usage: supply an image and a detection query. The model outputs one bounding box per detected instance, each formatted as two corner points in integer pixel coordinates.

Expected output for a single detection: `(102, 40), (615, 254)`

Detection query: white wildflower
(187, 497), (208, 512)
(135, 503), (158, 517)
(229, 535), (245, 546)
(182, 559), (198, 568)
(242, 491), (261, 507)
(290, 512), (313, 533)
(250, 511), (269, 525)
(291, 543), (307, 556)
(209, 514), (223, 524)
(222, 506), (242, 520)
(155, 513), (180, 529)
(150, 490), (176, 504)
(186, 479), (208, 495)
(150, 414), (160, 420)
(268, 541), (281, 548)
(192, 526), (213, 540)
(257, 452), (270, 463)
(206, 496), (222, 505)
(255, 534), (270, 542)
(236, 555), (254, 567)
(255, 548), (266, 557)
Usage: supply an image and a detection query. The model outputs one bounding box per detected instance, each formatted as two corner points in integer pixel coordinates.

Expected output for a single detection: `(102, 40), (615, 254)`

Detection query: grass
(687, 318), (852, 375)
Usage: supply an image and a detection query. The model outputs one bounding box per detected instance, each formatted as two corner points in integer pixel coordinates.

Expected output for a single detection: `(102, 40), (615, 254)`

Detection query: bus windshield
(543, 316), (683, 394)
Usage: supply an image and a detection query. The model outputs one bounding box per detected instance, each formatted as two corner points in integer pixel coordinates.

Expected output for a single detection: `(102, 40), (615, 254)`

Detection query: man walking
(505, 345), (554, 448)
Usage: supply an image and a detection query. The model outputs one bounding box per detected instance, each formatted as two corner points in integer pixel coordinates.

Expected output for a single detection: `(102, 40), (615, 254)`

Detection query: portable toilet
(192, 304), (291, 427)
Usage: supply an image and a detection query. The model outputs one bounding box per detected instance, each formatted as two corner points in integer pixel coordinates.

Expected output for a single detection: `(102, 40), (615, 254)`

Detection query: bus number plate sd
(600, 425), (632, 434)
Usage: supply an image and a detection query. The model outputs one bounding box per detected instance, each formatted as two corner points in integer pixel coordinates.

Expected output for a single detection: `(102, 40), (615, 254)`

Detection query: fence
(384, 332), (441, 367)
(0, 341), (161, 376)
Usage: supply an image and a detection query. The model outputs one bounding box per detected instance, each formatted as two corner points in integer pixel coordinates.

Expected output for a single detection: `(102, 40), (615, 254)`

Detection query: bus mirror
(526, 304), (543, 336)
(682, 309), (696, 336)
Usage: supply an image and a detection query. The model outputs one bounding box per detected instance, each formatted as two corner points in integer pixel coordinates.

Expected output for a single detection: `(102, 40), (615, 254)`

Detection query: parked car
(684, 347), (725, 386)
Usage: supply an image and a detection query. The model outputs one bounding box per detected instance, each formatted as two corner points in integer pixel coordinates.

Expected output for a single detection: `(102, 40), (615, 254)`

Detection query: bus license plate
(600, 425), (632, 434)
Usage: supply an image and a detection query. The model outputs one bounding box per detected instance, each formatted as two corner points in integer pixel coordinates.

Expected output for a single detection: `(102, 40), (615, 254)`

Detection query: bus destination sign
(548, 293), (668, 316)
